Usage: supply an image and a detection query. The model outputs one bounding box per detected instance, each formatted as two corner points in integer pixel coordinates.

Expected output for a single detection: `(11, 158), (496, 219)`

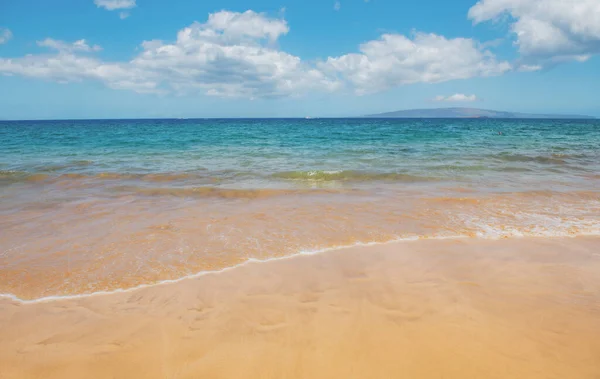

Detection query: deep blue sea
(1, 118), (600, 299)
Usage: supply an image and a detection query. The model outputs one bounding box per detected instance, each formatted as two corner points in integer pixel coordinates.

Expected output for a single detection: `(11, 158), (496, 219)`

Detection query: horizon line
(1, 116), (597, 122)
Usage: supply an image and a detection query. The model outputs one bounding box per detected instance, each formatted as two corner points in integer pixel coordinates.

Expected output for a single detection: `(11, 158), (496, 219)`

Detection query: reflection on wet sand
(1, 237), (599, 379)
(1, 181), (600, 299)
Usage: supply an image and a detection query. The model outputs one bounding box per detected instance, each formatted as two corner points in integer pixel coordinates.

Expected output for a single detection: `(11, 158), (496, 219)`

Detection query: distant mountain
(364, 107), (595, 119)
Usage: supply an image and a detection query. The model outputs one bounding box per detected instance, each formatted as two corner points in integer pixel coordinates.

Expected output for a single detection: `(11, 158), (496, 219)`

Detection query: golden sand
(1, 237), (599, 378)
(3, 188), (600, 300)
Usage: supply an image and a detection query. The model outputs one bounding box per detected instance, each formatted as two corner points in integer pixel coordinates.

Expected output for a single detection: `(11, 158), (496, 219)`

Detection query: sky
(0, 0), (599, 119)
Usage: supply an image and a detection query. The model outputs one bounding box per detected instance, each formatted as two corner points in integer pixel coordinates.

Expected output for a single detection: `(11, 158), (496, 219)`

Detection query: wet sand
(3, 187), (600, 300)
(1, 237), (600, 379)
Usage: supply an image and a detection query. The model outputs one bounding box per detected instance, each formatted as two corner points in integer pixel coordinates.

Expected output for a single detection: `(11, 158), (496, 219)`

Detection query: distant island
(363, 107), (595, 119)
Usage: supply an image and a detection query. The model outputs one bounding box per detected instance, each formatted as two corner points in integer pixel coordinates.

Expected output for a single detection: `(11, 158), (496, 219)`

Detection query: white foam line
(2, 232), (598, 305)
(0, 236), (465, 305)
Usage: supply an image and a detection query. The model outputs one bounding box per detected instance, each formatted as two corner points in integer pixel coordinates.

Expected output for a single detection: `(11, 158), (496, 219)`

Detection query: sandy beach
(1, 236), (599, 379)
(3, 1), (600, 377)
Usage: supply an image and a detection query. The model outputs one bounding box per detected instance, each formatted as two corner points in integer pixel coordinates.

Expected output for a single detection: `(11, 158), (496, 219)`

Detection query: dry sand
(1, 237), (600, 379)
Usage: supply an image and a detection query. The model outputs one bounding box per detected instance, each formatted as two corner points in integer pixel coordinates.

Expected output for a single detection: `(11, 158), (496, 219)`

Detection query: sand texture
(1, 237), (600, 379)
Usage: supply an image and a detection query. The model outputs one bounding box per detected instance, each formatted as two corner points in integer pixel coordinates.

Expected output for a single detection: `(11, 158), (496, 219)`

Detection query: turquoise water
(2, 118), (599, 190)
(1, 118), (600, 299)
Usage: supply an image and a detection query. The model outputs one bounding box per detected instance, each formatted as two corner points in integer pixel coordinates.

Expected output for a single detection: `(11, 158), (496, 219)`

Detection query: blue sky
(1, 0), (599, 119)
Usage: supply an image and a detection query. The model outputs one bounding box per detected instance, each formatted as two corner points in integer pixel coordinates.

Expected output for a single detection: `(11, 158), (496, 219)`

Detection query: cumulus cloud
(94, 0), (136, 11)
(320, 32), (511, 94)
(0, 11), (339, 98)
(468, 0), (600, 66)
(433, 94), (479, 102)
(0, 28), (12, 44)
(200, 10), (289, 42)
(37, 38), (102, 52)
(0, 10), (536, 99)
(0, 50), (156, 92)
(130, 10), (339, 97)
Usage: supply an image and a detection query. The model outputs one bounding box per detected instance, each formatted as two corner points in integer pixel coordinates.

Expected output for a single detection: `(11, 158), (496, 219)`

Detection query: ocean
(1, 118), (600, 300)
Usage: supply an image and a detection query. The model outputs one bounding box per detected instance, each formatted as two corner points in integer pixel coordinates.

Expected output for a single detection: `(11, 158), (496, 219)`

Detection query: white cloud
(201, 10), (289, 42)
(433, 94), (479, 102)
(518, 64), (542, 72)
(94, 0), (136, 11)
(0, 11), (339, 98)
(320, 32), (511, 94)
(0, 51), (156, 92)
(3, 9), (548, 99)
(468, 0), (600, 66)
(119, 12), (130, 19)
(130, 11), (339, 97)
(37, 38), (102, 52)
(0, 28), (12, 44)
(334, 1), (341, 11)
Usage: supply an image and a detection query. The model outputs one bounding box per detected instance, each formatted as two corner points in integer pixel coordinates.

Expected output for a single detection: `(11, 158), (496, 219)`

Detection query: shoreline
(0, 235), (436, 304)
(3, 233), (600, 304)
(3, 180), (599, 301)
(1, 236), (599, 378)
